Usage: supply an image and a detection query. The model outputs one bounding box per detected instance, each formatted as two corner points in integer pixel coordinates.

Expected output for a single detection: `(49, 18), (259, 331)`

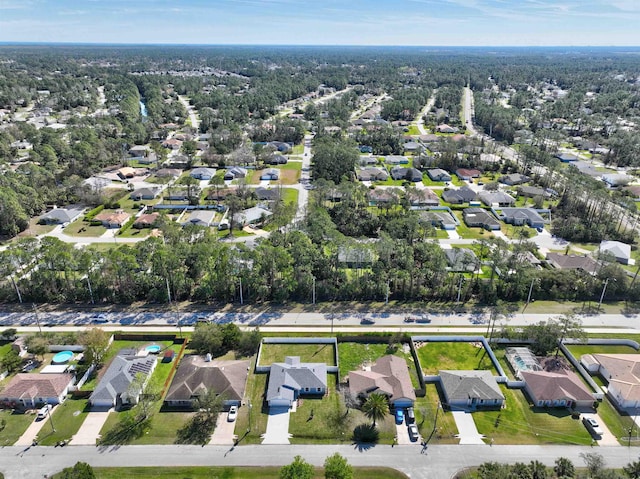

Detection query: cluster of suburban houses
(3, 334), (640, 445)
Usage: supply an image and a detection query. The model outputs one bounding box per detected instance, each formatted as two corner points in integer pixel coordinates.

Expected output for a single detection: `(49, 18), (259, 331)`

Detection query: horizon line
(1, 42), (640, 49)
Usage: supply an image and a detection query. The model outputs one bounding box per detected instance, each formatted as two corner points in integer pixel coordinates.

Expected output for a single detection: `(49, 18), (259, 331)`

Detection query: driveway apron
(261, 406), (291, 444)
(451, 411), (484, 445)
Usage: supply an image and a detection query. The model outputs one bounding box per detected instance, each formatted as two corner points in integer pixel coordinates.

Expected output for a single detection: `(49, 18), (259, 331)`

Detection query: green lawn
(338, 342), (389, 380)
(566, 344), (638, 358)
(596, 395), (635, 445)
(235, 369), (268, 444)
(279, 161), (303, 171)
(422, 176), (446, 187)
(36, 398), (89, 445)
(415, 384), (459, 444)
(281, 187), (299, 205)
(452, 211), (494, 240)
(64, 218), (108, 237)
(59, 466), (408, 479)
(501, 223), (536, 240)
(473, 386), (593, 445)
(416, 341), (495, 375)
(258, 343), (336, 366)
(0, 409), (33, 446)
(291, 144), (304, 155)
(98, 343), (187, 445)
(405, 125), (420, 136)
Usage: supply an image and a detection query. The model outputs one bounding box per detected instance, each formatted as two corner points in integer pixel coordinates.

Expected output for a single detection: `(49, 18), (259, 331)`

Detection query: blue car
(395, 409), (404, 424)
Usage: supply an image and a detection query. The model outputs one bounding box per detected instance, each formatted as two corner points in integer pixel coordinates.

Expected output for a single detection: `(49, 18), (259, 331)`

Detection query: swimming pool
(145, 345), (161, 354)
(52, 350), (74, 364)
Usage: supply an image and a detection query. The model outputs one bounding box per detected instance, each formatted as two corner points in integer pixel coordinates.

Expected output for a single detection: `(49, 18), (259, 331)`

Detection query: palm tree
(361, 393), (389, 427)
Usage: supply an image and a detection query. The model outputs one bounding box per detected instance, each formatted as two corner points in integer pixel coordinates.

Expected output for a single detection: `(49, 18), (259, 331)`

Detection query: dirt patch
(277, 169), (300, 185)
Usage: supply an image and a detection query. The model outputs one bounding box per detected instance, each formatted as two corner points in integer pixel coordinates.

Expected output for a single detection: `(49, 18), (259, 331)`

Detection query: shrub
(84, 205), (104, 221)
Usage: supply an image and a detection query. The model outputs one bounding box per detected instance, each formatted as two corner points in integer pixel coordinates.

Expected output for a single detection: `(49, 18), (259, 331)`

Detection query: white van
(36, 404), (52, 420)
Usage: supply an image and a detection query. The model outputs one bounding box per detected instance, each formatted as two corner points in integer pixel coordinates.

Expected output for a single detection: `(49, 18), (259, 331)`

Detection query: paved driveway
(395, 422), (418, 445)
(261, 406), (291, 444)
(16, 414), (50, 446)
(210, 413), (237, 445)
(69, 407), (112, 445)
(581, 412), (619, 446)
(452, 411), (484, 444)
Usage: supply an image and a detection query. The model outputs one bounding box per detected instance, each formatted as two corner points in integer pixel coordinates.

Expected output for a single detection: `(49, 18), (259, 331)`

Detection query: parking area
(15, 413), (50, 446)
(582, 412), (619, 446)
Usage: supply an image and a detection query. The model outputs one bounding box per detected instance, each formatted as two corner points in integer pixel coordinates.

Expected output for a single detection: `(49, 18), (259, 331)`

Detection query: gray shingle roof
(266, 356), (327, 404)
(440, 370), (504, 402)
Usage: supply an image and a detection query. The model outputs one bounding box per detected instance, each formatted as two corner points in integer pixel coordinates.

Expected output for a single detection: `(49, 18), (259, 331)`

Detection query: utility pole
(312, 276), (316, 305)
(456, 275), (464, 303)
(385, 280), (390, 305)
(86, 275), (94, 304)
(10, 275), (22, 303)
(32, 303), (42, 333)
(166, 277), (172, 305)
(239, 277), (243, 305)
(598, 278), (615, 309)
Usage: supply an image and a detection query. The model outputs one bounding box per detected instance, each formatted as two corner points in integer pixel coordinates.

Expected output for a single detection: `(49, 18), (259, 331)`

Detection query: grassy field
(288, 383), (398, 445)
(596, 394), (635, 445)
(36, 398), (89, 445)
(405, 125), (420, 136)
(0, 409), (34, 446)
(234, 368), (268, 444)
(473, 386), (592, 445)
(259, 343), (336, 366)
(452, 211), (494, 240)
(414, 384), (459, 444)
(64, 218), (108, 237)
(281, 187), (299, 205)
(118, 227), (151, 239)
(415, 341), (495, 375)
(337, 342), (389, 380)
(56, 466), (408, 479)
(291, 144), (304, 155)
(565, 344), (638, 358)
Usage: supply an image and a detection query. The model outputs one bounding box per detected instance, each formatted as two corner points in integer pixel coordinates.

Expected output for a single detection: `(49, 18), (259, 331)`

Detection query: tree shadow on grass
(97, 413), (151, 446)
(175, 412), (216, 445)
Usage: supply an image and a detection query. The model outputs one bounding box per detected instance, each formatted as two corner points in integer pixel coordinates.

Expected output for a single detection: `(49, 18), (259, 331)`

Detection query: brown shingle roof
(165, 357), (249, 403)
(0, 373), (73, 400)
(349, 355), (415, 403)
(521, 370), (593, 403)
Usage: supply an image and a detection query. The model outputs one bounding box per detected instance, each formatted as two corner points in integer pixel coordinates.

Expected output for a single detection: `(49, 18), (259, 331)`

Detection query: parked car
(408, 424), (419, 442)
(416, 315), (431, 324)
(227, 405), (238, 422)
(403, 316), (415, 323)
(91, 313), (108, 324)
(395, 409), (404, 424)
(360, 318), (375, 325)
(36, 404), (52, 420)
(583, 417), (603, 437)
(406, 407), (415, 424)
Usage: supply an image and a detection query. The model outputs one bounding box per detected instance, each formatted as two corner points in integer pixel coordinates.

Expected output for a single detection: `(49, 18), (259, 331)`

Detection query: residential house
(260, 168), (280, 181)
(521, 370), (594, 409)
(602, 174), (633, 188)
(546, 253), (600, 275)
(497, 208), (546, 229)
(439, 370), (504, 409)
(164, 187), (194, 201)
(384, 155), (410, 165)
(164, 356), (249, 410)
(444, 248), (479, 272)
(337, 246), (375, 268)
(224, 167), (248, 180)
(206, 187), (236, 202)
(266, 141), (291, 152)
(625, 185), (640, 200)
(403, 141), (422, 153)
(89, 350), (157, 409)
(478, 191), (515, 207)
(518, 186), (549, 199)
(233, 206), (273, 226)
(0, 373), (74, 408)
(155, 168), (182, 178)
(130, 187), (161, 201)
(358, 156), (378, 166)
(264, 155), (288, 165)
(183, 210), (216, 227)
(582, 354), (640, 409)
(442, 187), (476, 204)
(368, 188), (400, 206)
(419, 134), (439, 143)
(190, 167), (217, 180)
(599, 240), (632, 265)
(407, 188), (439, 207)
(254, 187), (280, 201)
(574, 161), (602, 178)
(419, 211), (457, 230)
(499, 173), (530, 186)
(356, 167), (389, 182)
(116, 167), (136, 179)
(39, 207), (84, 225)
(133, 213), (160, 229)
(128, 145), (151, 159)
(427, 169), (452, 182)
(463, 207), (501, 230)
(93, 211), (131, 228)
(348, 355), (416, 409)
(436, 124), (458, 134)
(455, 168), (481, 181)
(266, 356), (327, 408)
(390, 166), (422, 182)
(556, 153), (578, 163)
(162, 138), (183, 150)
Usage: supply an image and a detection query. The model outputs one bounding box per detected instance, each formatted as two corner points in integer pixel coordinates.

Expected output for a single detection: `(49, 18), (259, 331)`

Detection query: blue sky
(0, 0), (639, 46)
